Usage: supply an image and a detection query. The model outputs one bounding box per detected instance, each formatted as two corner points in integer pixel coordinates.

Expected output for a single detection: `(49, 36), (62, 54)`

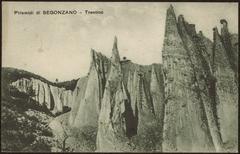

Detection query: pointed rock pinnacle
(113, 36), (118, 50)
(213, 27), (220, 40)
(220, 19), (231, 40)
(111, 36), (121, 64)
(167, 4), (176, 18)
(169, 4), (174, 12)
(90, 48), (96, 65)
(220, 19), (229, 35)
(90, 48), (95, 58)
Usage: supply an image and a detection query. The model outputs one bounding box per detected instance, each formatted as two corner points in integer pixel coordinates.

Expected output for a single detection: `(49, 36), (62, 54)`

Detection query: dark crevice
(49, 86), (55, 111)
(192, 36), (220, 132)
(135, 100), (139, 135)
(177, 19), (217, 147)
(124, 86), (138, 138)
(124, 100), (137, 138)
(142, 78), (155, 115)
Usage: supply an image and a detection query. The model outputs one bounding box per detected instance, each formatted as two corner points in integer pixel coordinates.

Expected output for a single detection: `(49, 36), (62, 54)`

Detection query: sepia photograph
(1, 1), (239, 152)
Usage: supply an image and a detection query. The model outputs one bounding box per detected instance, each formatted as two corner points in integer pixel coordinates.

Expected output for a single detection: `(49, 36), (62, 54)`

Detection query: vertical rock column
(50, 85), (64, 114)
(177, 15), (218, 152)
(162, 5), (215, 152)
(97, 36), (131, 152)
(220, 19), (238, 84)
(73, 49), (104, 128)
(150, 65), (165, 151)
(68, 77), (88, 126)
(132, 66), (159, 152)
(162, 5), (194, 151)
(213, 27), (238, 150)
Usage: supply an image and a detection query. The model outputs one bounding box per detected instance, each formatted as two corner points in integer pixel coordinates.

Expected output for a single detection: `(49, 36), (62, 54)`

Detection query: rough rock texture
(68, 77), (88, 126)
(4, 4), (238, 153)
(162, 7), (214, 152)
(96, 37), (165, 152)
(96, 37), (129, 151)
(213, 27), (238, 149)
(162, 5), (238, 152)
(220, 19), (238, 84)
(72, 49), (111, 129)
(10, 78), (73, 115)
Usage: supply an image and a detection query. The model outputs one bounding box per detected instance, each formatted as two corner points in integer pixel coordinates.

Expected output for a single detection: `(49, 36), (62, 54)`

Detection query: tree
(55, 121), (72, 152)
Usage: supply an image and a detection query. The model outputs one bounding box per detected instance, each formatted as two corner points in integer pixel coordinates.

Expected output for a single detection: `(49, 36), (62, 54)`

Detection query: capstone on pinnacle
(220, 19), (228, 27)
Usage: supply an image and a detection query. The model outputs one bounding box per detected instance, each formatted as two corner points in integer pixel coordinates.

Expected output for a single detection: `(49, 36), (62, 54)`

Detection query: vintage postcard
(1, 2), (238, 152)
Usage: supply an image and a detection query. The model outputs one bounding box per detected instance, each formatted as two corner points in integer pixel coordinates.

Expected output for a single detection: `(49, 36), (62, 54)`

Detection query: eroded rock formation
(96, 37), (165, 152)
(162, 5), (238, 152)
(10, 78), (73, 115)
(7, 4), (238, 152)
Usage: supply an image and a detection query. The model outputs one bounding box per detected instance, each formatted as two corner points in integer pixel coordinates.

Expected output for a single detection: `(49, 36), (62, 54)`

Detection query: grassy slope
(1, 67), (79, 152)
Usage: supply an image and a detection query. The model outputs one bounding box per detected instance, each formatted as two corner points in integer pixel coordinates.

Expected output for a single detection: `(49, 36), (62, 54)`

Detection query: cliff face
(4, 4), (238, 153)
(71, 49), (111, 129)
(213, 26), (238, 147)
(10, 78), (73, 115)
(162, 5), (238, 152)
(96, 37), (165, 152)
(162, 7), (214, 152)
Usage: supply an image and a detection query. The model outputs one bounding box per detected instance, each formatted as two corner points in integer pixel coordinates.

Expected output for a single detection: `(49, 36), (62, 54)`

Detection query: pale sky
(2, 2), (238, 82)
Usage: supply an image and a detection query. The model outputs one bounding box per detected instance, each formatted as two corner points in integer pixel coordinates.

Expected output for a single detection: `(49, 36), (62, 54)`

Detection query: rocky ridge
(162, 5), (238, 152)
(4, 5), (238, 152)
(10, 78), (73, 115)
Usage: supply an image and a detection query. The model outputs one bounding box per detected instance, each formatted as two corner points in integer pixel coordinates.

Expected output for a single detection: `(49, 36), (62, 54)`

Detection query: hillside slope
(1, 5), (238, 152)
